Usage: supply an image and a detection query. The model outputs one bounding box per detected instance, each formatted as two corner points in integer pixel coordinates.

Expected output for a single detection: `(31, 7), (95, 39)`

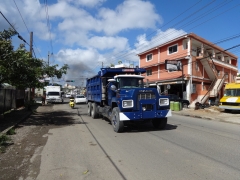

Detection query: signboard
(165, 60), (182, 71)
(157, 81), (185, 85)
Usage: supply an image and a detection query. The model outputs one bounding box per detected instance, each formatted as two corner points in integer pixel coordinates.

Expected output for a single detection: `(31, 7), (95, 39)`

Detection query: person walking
(42, 93), (46, 105)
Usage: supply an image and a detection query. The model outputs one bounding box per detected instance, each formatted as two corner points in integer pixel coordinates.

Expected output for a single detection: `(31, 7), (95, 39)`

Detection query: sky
(0, 0), (240, 87)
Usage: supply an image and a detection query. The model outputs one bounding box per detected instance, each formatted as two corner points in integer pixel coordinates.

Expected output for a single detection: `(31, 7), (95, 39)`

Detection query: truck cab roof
(114, 75), (144, 79)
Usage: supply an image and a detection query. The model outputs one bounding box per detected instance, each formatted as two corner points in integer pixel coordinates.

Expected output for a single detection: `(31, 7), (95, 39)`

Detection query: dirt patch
(0, 104), (80, 180)
(0, 105), (52, 180)
(0, 125), (48, 180)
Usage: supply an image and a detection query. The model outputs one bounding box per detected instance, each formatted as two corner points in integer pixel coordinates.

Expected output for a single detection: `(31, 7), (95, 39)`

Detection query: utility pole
(28, 32), (33, 101)
(48, 51), (50, 66)
(181, 63), (184, 99)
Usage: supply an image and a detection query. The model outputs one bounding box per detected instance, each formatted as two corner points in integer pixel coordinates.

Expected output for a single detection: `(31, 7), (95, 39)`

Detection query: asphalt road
(34, 101), (240, 180)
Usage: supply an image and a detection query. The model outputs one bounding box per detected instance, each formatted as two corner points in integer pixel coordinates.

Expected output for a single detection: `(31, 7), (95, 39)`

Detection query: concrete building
(138, 33), (238, 107)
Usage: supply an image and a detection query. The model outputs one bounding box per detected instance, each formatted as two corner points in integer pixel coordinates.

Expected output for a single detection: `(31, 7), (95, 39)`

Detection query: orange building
(138, 33), (238, 107)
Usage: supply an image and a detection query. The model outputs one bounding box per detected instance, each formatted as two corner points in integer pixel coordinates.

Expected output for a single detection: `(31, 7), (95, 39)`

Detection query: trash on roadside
(83, 170), (89, 174)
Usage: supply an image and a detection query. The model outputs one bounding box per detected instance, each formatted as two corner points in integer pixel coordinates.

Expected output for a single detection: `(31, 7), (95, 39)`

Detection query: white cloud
(50, 0), (162, 44)
(135, 28), (187, 54)
(57, 48), (104, 68)
(59, 0), (106, 8)
(98, 0), (162, 35)
(0, 0), (170, 78)
(88, 36), (129, 51)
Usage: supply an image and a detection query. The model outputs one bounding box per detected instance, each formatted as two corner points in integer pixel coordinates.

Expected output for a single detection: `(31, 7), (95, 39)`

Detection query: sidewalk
(172, 106), (240, 125)
(0, 106), (33, 135)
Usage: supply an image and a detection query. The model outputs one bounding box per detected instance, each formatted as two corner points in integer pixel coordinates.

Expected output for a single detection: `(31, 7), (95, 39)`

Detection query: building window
(217, 70), (221, 77)
(168, 44), (178, 54)
(146, 54), (152, 61)
(146, 69), (152, 76)
(182, 40), (188, 50)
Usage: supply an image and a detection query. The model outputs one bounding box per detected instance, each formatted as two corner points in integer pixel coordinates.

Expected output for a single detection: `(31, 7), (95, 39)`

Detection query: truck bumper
(119, 109), (172, 121)
(219, 105), (240, 110)
(46, 99), (63, 103)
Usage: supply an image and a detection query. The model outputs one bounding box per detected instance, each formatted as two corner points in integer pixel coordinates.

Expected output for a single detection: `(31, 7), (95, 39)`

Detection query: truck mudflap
(119, 109), (172, 121)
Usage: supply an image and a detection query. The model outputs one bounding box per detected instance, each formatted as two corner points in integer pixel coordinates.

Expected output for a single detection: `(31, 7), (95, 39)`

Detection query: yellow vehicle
(219, 77), (240, 112)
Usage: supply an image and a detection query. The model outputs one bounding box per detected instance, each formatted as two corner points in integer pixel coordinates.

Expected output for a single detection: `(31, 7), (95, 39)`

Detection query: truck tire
(111, 107), (124, 133)
(91, 103), (98, 119)
(152, 118), (167, 130)
(87, 102), (92, 116)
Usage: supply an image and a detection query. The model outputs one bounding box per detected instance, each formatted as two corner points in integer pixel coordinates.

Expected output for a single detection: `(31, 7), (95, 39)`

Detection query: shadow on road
(98, 117), (178, 133)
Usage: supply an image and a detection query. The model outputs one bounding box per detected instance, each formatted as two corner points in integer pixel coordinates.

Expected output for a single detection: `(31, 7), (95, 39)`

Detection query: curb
(0, 111), (32, 135)
(172, 112), (240, 125)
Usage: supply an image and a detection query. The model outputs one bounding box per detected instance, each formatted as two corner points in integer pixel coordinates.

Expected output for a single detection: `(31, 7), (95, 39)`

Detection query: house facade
(138, 33), (238, 107)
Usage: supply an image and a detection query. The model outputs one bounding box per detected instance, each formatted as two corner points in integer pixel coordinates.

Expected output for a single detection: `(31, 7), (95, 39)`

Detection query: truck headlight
(159, 98), (169, 106)
(122, 100), (133, 108)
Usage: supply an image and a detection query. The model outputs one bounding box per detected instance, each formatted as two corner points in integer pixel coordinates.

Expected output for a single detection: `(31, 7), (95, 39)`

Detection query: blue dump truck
(86, 66), (172, 132)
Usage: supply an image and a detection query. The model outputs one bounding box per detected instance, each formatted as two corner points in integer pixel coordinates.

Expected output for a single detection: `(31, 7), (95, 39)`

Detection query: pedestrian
(42, 93), (46, 105)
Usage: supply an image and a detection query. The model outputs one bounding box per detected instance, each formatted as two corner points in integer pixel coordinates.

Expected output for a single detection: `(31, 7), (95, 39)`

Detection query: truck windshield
(224, 89), (240, 96)
(117, 78), (144, 88)
(48, 92), (60, 96)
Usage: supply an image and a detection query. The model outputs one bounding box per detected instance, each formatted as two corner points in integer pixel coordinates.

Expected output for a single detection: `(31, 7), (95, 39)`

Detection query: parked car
(74, 95), (87, 104)
(167, 94), (190, 108)
(65, 93), (71, 98)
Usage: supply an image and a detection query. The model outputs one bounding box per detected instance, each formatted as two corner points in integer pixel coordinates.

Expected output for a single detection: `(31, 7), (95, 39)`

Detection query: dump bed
(86, 67), (146, 103)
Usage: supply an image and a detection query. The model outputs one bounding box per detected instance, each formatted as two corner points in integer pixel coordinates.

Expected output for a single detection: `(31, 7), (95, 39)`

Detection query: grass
(6, 128), (16, 135)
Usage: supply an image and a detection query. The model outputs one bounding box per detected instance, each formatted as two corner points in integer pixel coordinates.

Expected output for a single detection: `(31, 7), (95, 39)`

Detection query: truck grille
(138, 93), (156, 100)
(142, 104), (153, 111)
(136, 93), (156, 110)
(222, 102), (240, 106)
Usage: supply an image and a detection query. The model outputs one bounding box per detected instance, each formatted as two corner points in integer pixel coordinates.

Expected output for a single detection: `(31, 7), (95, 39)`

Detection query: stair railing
(201, 77), (217, 103)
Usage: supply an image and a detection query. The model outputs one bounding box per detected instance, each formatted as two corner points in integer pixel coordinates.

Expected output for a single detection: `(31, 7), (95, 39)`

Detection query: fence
(0, 87), (26, 115)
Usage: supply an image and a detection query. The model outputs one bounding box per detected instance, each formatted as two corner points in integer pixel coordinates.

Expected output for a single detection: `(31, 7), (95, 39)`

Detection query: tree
(0, 28), (69, 89)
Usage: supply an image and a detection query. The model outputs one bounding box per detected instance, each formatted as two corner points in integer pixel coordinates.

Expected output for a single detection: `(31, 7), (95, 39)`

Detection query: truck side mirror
(110, 85), (117, 91)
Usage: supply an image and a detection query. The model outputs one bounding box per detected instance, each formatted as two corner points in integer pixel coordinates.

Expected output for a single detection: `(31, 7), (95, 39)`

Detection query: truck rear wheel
(87, 102), (92, 116)
(111, 107), (124, 133)
(152, 118), (167, 130)
(91, 103), (98, 119)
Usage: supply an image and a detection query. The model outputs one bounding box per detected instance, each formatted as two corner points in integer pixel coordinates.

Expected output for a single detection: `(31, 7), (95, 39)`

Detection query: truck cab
(219, 77), (240, 112)
(45, 86), (64, 104)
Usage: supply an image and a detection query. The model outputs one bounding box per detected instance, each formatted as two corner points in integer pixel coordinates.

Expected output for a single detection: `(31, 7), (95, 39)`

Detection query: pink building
(138, 33), (238, 107)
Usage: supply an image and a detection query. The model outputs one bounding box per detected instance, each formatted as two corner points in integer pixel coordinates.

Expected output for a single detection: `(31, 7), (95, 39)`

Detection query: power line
(12, 0), (43, 59)
(91, 0), (211, 71)
(0, 10), (30, 46)
(95, 0), (203, 68)
(96, 0), (239, 71)
(44, 0), (54, 54)
(13, 0), (30, 33)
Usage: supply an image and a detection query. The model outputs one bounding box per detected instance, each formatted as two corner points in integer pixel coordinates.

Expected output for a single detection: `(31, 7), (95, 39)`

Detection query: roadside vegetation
(0, 128), (16, 153)
(0, 28), (69, 90)
(0, 134), (11, 153)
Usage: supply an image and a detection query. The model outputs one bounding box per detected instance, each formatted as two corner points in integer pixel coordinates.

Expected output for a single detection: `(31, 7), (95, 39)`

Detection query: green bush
(7, 128), (16, 135)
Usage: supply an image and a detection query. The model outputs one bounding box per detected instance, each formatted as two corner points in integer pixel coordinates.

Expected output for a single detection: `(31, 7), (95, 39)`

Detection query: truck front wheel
(111, 107), (124, 133)
(87, 102), (92, 116)
(152, 118), (167, 130)
(91, 103), (99, 119)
